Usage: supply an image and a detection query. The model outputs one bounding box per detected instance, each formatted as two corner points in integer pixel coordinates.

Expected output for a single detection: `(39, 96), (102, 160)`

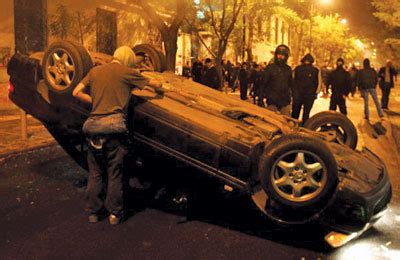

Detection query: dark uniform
(327, 58), (351, 115)
(261, 45), (293, 115)
(239, 64), (249, 100)
(191, 60), (203, 83)
(292, 54), (319, 123)
(202, 64), (219, 90)
(226, 61), (234, 88)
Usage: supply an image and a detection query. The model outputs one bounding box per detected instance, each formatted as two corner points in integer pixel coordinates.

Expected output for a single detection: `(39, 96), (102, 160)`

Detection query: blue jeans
(87, 136), (128, 216)
(83, 113), (128, 136)
(361, 88), (384, 119)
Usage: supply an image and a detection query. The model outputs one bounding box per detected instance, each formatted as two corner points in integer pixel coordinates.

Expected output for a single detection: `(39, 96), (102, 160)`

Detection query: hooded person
(261, 44), (294, 115)
(291, 53), (320, 123)
(326, 58), (351, 115)
(72, 46), (163, 225)
(357, 58), (384, 120)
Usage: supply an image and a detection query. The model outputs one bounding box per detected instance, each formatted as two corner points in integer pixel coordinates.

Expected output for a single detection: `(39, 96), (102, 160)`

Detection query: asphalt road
(0, 146), (399, 260)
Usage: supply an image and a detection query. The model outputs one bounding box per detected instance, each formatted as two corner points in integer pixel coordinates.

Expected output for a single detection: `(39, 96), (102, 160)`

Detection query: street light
(320, 0), (332, 4)
(341, 18), (348, 25)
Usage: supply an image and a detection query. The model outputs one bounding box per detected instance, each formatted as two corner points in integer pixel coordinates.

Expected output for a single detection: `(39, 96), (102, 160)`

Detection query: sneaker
(109, 214), (122, 225)
(88, 214), (99, 223)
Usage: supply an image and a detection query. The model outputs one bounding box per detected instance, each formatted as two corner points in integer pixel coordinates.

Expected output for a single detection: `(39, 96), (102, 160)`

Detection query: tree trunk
(162, 30), (178, 72)
(77, 13), (84, 45)
(215, 41), (228, 89)
(246, 16), (254, 62)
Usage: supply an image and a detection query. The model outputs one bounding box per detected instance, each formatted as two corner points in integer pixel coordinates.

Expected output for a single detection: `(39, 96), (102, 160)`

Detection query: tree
(242, 0), (284, 62)
(134, 0), (192, 71)
(74, 12), (95, 45)
(191, 0), (244, 87)
(49, 4), (95, 45)
(273, 5), (304, 64)
(372, 0), (400, 29)
(49, 4), (72, 40)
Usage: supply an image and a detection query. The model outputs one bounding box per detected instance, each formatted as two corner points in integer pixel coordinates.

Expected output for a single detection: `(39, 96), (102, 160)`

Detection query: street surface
(0, 145), (399, 260)
(1, 68), (400, 258)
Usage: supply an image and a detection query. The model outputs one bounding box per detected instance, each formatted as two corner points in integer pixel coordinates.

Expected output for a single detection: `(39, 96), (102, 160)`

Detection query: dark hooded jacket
(293, 54), (319, 97)
(357, 59), (378, 90)
(327, 64), (351, 97)
(261, 45), (293, 107)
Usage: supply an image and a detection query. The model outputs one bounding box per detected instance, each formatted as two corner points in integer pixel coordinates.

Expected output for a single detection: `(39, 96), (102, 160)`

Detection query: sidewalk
(0, 68), (55, 159)
(0, 114), (55, 159)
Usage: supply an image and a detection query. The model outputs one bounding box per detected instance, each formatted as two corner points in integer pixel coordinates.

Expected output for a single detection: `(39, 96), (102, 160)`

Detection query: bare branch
(223, 0), (244, 39)
(185, 18), (217, 58)
(220, 0), (226, 34)
(206, 0), (222, 40)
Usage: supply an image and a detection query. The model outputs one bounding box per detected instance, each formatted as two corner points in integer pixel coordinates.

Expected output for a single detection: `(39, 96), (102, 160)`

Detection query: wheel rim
(271, 150), (328, 203)
(45, 48), (76, 90)
(317, 123), (347, 145)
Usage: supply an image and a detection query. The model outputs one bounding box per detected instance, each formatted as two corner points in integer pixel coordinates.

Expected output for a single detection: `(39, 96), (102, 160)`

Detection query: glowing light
(341, 18), (348, 25)
(196, 10), (205, 19)
(355, 39), (365, 49)
(320, 0), (332, 4)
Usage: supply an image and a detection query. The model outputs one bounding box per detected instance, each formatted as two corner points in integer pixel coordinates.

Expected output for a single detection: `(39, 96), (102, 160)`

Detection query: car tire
(42, 41), (93, 94)
(304, 111), (358, 149)
(259, 134), (338, 210)
(132, 44), (166, 72)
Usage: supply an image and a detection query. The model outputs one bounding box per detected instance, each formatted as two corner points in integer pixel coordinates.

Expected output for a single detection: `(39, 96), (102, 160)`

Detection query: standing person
(261, 45), (293, 116)
(249, 62), (258, 103)
(357, 58), (384, 121)
(226, 60), (234, 89)
(252, 64), (264, 106)
(231, 63), (240, 92)
(239, 62), (249, 100)
(378, 60), (397, 110)
(191, 58), (203, 83)
(292, 53), (320, 124)
(257, 62), (268, 106)
(327, 58), (351, 115)
(72, 46), (163, 225)
(201, 58), (219, 90)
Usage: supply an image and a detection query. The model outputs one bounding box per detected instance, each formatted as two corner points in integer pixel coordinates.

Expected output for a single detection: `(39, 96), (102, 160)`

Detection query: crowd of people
(188, 46), (398, 124)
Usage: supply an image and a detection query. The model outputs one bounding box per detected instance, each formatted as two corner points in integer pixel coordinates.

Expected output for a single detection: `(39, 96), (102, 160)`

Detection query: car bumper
(320, 147), (392, 244)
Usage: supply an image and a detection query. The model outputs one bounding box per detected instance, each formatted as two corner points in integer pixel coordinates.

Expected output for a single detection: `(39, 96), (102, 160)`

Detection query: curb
(0, 141), (58, 162)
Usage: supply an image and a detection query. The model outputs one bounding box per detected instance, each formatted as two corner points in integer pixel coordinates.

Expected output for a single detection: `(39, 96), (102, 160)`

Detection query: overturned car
(7, 41), (391, 248)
